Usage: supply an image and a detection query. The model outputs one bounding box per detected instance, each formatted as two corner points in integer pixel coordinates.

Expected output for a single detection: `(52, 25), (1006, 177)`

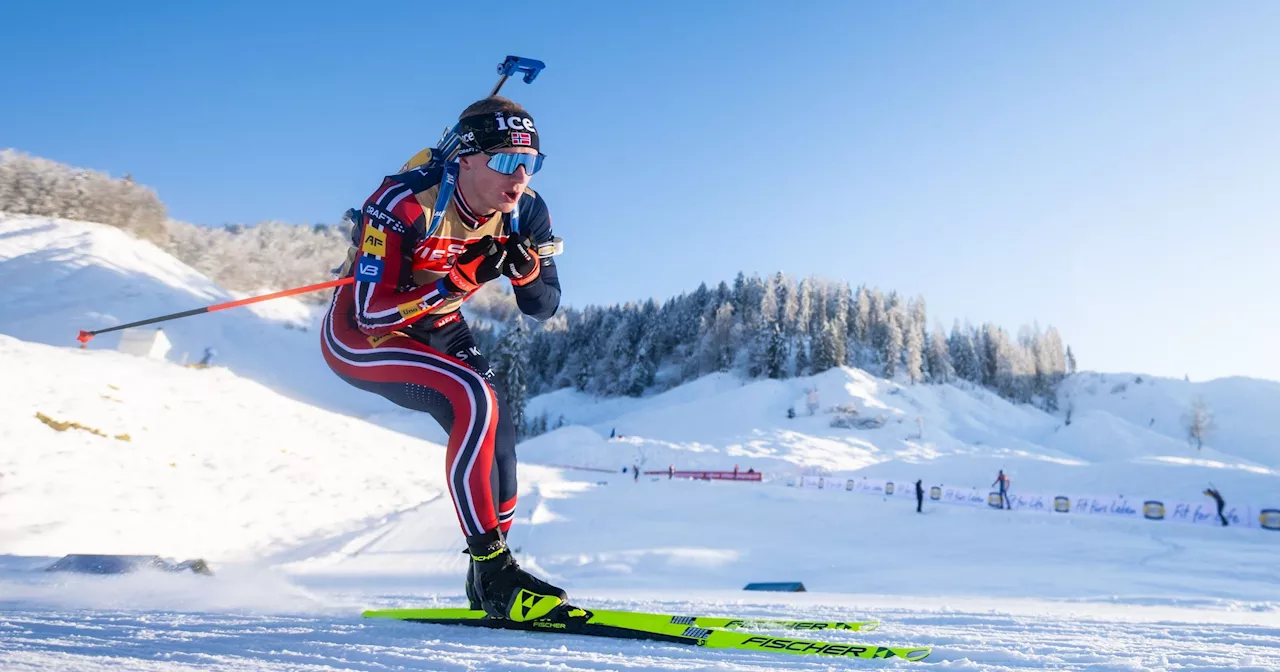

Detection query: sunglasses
(484, 151), (545, 176)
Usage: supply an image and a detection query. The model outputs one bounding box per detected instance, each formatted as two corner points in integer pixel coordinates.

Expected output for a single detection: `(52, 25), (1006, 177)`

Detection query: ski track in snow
(3, 604), (1279, 671)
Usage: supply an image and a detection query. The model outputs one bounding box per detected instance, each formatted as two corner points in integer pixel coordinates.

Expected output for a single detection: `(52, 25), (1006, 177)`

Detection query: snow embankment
(0, 335), (443, 560)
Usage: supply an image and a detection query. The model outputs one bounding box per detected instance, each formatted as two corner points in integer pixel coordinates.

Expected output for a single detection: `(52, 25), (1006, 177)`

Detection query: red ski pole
(76, 276), (353, 345)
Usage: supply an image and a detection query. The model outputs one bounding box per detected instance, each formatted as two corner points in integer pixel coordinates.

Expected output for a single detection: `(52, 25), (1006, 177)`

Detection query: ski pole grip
(497, 56), (545, 84)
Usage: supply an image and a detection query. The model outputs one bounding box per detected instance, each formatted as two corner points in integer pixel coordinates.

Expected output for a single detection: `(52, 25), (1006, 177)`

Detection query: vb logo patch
(356, 257), (384, 282)
(1054, 496), (1070, 513)
(930, 486), (942, 501)
(1260, 509), (1280, 531)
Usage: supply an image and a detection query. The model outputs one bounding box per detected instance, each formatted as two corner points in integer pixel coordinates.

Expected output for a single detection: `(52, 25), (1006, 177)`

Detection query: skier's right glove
(501, 234), (541, 287)
(441, 236), (507, 295)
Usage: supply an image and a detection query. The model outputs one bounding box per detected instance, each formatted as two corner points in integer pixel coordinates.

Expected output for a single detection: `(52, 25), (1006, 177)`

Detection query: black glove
(501, 234), (542, 287)
(442, 236), (506, 295)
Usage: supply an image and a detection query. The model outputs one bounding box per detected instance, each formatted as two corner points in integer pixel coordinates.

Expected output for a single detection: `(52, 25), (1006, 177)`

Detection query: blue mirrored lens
(486, 152), (543, 176)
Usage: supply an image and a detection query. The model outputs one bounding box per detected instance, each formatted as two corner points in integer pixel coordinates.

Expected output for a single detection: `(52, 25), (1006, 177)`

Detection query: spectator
(992, 470), (1011, 510)
(1204, 487), (1229, 527)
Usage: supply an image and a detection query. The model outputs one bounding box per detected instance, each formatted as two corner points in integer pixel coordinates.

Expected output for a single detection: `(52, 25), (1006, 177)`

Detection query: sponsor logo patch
(356, 257), (384, 282)
(433, 312), (461, 329)
(366, 332), (398, 347)
(1143, 501), (1165, 520)
(397, 299), (427, 319)
(361, 226), (387, 255)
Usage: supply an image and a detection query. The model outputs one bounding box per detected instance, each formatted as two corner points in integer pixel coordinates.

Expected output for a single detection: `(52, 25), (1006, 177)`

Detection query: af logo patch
(362, 227), (387, 255)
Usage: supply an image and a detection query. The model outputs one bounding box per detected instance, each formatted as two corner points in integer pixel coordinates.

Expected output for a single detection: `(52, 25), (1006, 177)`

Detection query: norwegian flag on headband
(510, 131), (533, 146)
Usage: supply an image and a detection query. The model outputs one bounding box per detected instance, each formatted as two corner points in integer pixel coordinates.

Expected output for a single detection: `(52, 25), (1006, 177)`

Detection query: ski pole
(76, 276), (353, 345)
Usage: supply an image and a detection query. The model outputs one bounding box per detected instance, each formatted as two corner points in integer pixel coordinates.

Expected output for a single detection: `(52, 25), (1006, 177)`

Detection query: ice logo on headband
(494, 112), (536, 133)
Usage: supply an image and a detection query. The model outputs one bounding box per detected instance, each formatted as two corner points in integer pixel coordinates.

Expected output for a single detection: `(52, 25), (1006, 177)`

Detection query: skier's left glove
(501, 234), (541, 287)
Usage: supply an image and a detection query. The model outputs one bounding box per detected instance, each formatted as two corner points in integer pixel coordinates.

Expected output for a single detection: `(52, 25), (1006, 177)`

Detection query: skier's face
(459, 147), (537, 215)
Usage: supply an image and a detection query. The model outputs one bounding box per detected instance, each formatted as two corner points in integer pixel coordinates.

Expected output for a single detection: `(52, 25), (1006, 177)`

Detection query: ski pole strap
(423, 161), (459, 239)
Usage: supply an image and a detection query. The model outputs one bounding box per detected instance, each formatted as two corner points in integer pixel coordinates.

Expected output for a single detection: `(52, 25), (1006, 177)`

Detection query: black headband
(456, 111), (539, 155)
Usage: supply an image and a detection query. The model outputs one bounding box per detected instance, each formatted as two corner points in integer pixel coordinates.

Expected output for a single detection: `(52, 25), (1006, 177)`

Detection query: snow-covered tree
(493, 316), (531, 435)
(0, 149), (169, 244)
(926, 325), (954, 383)
(882, 292), (905, 379)
(811, 321), (842, 373)
(904, 297), (926, 384)
(698, 301), (736, 373)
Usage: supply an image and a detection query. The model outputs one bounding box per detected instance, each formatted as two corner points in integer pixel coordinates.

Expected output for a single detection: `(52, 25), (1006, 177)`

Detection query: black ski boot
(466, 529), (567, 622)
(465, 553), (481, 610)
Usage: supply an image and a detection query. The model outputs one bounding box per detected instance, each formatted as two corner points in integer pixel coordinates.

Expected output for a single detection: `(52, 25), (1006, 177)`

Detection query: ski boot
(465, 552), (481, 610)
(466, 529), (567, 622)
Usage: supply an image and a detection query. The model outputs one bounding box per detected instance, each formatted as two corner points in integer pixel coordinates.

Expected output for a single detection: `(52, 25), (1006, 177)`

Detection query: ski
(656, 613), (879, 633)
(364, 606), (876, 633)
(362, 607), (928, 662)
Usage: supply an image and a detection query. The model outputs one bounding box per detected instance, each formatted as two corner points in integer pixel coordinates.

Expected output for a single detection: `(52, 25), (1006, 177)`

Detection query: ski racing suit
(321, 159), (560, 539)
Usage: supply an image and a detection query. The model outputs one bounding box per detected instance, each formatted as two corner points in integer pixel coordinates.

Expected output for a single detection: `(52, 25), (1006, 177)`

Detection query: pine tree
(926, 325), (954, 383)
(494, 316), (531, 436)
(866, 288), (888, 372)
(904, 297), (927, 384)
(622, 329), (657, 396)
(882, 292), (905, 379)
(698, 301), (736, 373)
(948, 321), (978, 383)
(1066, 345), (1078, 375)
(811, 321), (841, 373)
(765, 321), (787, 379)
(796, 278), (814, 339)
(793, 337), (809, 376)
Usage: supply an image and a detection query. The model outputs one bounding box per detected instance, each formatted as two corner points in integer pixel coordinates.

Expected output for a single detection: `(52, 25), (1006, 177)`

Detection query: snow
(2, 216), (1279, 670)
(0, 335), (442, 561)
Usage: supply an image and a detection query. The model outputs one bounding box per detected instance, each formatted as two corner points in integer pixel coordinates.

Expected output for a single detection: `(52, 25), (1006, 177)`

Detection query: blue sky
(3, 1), (1277, 382)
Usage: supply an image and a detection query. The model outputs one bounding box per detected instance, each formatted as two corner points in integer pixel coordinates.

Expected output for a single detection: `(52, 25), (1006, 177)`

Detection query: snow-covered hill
(0, 215), (398, 417)
(3, 214), (1280, 670)
(523, 366), (1280, 509)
